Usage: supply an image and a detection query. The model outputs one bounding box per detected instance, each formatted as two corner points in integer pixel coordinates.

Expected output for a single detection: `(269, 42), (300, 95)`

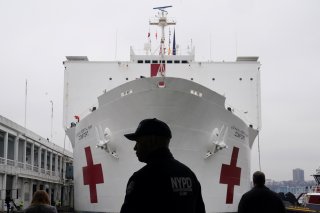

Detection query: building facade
(293, 168), (305, 183)
(0, 115), (73, 211)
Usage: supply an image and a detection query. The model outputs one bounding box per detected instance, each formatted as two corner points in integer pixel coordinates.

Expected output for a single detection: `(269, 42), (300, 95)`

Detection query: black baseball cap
(124, 118), (172, 141)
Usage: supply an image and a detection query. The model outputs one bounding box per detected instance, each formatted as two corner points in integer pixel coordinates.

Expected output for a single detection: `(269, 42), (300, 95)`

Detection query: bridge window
(167, 60), (172, 63)
(182, 60), (188, 64)
(138, 60), (143, 63)
(174, 60), (180, 64)
(145, 60), (150, 63)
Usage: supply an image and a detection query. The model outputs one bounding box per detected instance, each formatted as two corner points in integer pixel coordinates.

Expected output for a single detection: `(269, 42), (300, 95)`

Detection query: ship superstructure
(64, 7), (261, 213)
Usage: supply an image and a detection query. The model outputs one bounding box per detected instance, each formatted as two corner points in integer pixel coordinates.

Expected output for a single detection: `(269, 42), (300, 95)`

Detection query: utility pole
(50, 100), (53, 142)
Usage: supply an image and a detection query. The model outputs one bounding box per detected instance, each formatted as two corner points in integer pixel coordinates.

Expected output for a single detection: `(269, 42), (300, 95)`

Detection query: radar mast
(150, 6), (176, 55)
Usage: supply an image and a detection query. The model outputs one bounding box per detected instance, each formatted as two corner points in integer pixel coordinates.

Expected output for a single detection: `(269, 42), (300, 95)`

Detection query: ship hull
(70, 77), (256, 213)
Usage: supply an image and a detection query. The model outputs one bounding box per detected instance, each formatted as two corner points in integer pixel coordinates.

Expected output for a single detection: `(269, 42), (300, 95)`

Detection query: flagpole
(115, 29), (118, 60)
(24, 79), (28, 129)
(50, 100), (53, 142)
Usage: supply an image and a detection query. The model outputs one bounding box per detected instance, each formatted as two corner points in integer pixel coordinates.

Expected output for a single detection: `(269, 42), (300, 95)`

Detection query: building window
(7, 134), (15, 160)
(47, 152), (51, 170)
(41, 149), (45, 169)
(26, 143), (32, 164)
(58, 156), (60, 171)
(52, 154), (56, 171)
(34, 146), (39, 167)
(18, 139), (25, 163)
(0, 131), (5, 158)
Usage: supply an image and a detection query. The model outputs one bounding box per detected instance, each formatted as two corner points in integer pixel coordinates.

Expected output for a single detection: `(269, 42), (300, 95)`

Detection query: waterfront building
(293, 168), (305, 183)
(0, 115), (73, 211)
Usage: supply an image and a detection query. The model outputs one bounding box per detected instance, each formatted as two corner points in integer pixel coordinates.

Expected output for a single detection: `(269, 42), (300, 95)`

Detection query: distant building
(293, 168), (305, 183)
(0, 115), (73, 211)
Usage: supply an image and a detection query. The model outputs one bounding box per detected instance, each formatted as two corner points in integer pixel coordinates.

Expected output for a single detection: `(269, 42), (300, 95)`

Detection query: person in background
(120, 118), (206, 213)
(238, 171), (286, 213)
(24, 190), (57, 213)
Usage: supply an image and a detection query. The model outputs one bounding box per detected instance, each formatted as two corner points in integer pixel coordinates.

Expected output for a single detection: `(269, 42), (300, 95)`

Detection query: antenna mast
(150, 6), (176, 55)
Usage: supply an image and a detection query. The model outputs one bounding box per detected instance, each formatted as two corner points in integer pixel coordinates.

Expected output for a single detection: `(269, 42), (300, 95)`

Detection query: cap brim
(124, 133), (138, 141)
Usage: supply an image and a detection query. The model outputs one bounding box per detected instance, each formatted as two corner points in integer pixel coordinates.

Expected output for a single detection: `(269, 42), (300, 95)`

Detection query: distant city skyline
(293, 168), (305, 183)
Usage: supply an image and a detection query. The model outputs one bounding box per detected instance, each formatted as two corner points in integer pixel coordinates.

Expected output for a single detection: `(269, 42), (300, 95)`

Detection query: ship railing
(46, 170), (51, 175)
(41, 168), (45, 174)
(311, 186), (320, 193)
(130, 46), (195, 58)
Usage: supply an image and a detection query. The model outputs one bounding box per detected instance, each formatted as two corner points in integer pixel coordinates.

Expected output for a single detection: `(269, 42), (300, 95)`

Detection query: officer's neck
(145, 147), (173, 163)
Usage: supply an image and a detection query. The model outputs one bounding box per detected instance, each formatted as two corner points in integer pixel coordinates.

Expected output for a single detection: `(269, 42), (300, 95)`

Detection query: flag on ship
(168, 28), (171, 55)
(173, 29), (176, 55)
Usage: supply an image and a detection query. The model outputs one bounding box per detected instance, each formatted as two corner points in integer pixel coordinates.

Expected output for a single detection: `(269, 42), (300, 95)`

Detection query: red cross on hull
(219, 147), (241, 204)
(83, 146), (104, 203)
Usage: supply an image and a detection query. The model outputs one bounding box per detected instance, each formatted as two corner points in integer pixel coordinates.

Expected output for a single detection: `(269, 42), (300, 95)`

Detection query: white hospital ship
(64, 6), (261, 213)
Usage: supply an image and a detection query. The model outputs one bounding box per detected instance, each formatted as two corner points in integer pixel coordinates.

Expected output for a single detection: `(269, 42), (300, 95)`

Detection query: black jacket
(120, 148), (206, 213)
(24, 204), (58, 213)
(238, 185), (286, 213)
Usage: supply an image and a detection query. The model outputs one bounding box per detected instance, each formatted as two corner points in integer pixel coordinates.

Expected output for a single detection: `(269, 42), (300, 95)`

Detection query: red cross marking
(83, 146), (104, 203)
(150, 64), (166, 77)
(219, 147), (241, 204)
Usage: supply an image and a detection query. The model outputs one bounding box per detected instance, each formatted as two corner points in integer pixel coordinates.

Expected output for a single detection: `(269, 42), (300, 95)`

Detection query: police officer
(238, 171), (286, 213)
(120, 118), (206, 213)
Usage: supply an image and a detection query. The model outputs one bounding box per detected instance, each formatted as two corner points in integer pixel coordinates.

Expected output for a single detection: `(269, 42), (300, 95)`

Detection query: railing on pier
(0, 157), (62, 182)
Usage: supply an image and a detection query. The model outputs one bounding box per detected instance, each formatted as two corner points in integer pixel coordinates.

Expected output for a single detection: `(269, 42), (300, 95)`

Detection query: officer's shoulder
(130, 164), (150, 178)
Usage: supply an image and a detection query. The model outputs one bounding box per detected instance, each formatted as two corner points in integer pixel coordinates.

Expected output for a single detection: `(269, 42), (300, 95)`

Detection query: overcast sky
(0, 0), (319, 181)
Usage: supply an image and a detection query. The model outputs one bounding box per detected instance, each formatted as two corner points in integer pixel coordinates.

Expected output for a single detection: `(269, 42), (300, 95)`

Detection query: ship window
(191, 78), (193, 81)
(182, 60), (188, 64)
(250, 78), (253, 81)
(126, 78), (129, 80)
(212, 78), (215, 81)
(174, 60), (180, 64)
(239, 78), (242, 81)
(152, 60), (158, 63)
(161, 60), (165, 64)
(109, 78), (112, 80)
(145, 60), (150, 63)
(138, 60), (143, 64)
(167, 60), (172, 63)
